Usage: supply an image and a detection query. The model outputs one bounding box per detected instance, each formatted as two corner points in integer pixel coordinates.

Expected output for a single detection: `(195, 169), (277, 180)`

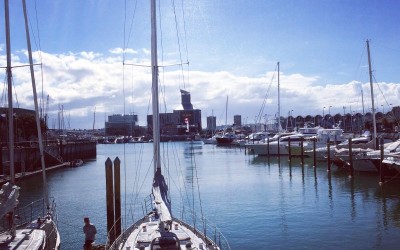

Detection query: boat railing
(106, 195), (230, 250)
(106, 216), (146, 249)
(0, 197), (58, 233)
(106, 195), (153, 249)
(173, 206), (231, 250)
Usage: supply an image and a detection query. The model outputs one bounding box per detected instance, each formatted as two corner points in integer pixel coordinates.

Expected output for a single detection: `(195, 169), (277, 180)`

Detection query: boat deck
(119, 216), (218, 250)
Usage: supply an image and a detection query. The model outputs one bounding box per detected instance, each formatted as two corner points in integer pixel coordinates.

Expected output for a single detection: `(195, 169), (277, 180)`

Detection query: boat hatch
(151, 235), (180, 250)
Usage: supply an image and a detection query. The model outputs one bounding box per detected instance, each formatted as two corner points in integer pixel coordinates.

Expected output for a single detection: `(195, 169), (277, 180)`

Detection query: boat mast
(277, 62), (281, 132)
(225, 96), (228, 128)
(22, 0), (49, 207)
(4, 0), (14, 184)
(151, 0), (161, 173)
(366, 39), (377, 149)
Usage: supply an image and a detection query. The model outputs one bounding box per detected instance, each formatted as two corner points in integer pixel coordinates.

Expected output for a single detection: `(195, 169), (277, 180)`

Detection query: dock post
(114, 157), (121, 239)
(379, 138), (384, 186)
(267, 137), (270, 156)
(105, 157), (115, 244)
(277, 137), (280, 155)
(288, 137), (291, 161)
(59, 140), (64, 162)
(349, 138), (354, 178)
(0, 143), (3, 175)
(327, 139), (331, 172)
(313, 138), (316, 168)
(300, 137), (304, 165)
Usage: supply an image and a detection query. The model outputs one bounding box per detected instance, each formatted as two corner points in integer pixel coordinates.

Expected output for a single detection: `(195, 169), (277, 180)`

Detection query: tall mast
(151, 0), (160, 172)
(277, 62), (281, 132)
(366, 39), (377, 149)
(22, 0), (49, 206)
(225, 96), (228, 128)
(5, 0), (14, 184)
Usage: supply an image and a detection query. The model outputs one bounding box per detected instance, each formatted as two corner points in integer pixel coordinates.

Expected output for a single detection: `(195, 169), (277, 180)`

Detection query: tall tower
(180, 89), (193, 110)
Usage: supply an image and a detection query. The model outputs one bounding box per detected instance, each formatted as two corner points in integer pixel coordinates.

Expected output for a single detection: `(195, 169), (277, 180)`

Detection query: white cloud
(1, 49), (398, 129)
(109, 47), (138, 55)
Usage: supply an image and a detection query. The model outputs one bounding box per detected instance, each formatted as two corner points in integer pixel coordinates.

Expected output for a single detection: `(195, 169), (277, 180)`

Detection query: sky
(0, 0), (400, 129)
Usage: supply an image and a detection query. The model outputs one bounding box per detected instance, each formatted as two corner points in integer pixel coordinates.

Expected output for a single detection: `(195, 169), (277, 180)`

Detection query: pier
(0, 140), (96, 183)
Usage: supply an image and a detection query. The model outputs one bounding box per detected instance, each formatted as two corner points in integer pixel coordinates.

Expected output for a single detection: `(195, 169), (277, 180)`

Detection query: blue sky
(1, 0), (400, 129)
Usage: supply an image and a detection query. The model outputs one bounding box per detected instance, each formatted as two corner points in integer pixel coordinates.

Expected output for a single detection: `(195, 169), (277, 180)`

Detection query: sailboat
(215, 96), (237, 145)
(245, 62), (291, 154)
(108, 1), (229, 249)
(0, 0), (60, 249)
(333, 40), (382, 172)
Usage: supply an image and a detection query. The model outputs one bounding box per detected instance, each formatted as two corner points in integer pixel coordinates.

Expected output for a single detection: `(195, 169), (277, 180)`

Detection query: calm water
(16, 142), (400, 250)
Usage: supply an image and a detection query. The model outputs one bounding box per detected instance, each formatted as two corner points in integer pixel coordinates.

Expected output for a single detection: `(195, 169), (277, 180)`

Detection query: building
(105, 114), (138, 136)
(234, 115), (242, 127)
(147, 89), (202, 136)
(206, 116), (216, 131)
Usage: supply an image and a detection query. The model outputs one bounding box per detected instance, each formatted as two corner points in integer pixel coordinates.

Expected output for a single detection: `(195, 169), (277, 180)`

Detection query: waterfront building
(105, 114), (138, 136)
(147, 89), (202, 136)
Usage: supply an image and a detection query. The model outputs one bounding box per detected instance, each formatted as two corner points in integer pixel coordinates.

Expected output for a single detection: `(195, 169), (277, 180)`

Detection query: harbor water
(16, 142), (400, 249)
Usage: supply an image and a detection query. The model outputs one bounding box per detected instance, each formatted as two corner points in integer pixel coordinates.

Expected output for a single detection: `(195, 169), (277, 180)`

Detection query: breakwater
(0, 140), (96, 176)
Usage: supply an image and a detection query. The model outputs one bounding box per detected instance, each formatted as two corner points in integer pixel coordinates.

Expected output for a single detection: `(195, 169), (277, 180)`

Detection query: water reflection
(13, 143), (400, 249)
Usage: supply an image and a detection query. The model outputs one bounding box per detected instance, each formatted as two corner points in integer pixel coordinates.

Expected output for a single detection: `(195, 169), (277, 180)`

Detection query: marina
(1, 1), (400, 249)
(11, 142), (400, 249)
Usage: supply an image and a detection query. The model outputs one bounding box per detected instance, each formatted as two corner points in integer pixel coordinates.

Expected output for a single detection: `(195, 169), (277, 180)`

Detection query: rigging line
(131, 143), (144, 222)
(11, 77), (19, 108)
(256, 65), (277, 124)
(372, 74), (392, 109)
(157, 0), (168, 117)
(171, 0), (187, 90)
(170, 138), (192, 211)
(191, 144), (195, 227)
(122, 0), (138, 229)
(180, 0), (190, 92)
(129, 155), (153, 222)
(353, 42), (367, 82)
(123, 62), (189, 67)
(0, 63), (41, 69)
(123, 0), (127, 63)
(192, 144), (205, 232)
(123, 0), (138, 63)
(1, 75), (6, 106)
(163, 141), (172, 209)
(32, 0), (45, 119)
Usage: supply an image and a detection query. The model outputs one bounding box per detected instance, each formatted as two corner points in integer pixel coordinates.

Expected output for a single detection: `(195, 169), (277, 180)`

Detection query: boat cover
(152, 169), (172, 223)
(0, 182), (20, 218)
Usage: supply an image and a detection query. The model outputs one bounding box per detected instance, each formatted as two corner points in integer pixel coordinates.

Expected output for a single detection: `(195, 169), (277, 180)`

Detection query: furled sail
(152, 168), (172, 224)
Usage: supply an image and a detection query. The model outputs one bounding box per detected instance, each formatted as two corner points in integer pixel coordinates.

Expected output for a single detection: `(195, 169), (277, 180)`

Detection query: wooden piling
(348, 138), (354, 178)
(327, 141), (331, 172)
(313, 138), (316, 168)
(288, 137), (292, 160)
(267, 137), (270, 156)
(300, 137), (304, 165)
(114, 157), (121, 239)
(105, 157), (115, 244)
(277, 137), (280, 155)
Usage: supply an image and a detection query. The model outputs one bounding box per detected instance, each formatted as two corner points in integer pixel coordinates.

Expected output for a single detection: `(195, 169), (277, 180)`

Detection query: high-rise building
(206, 116), (216, 131)
(234, 115), (242, 127)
